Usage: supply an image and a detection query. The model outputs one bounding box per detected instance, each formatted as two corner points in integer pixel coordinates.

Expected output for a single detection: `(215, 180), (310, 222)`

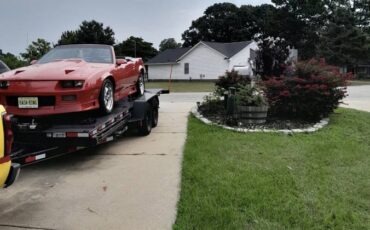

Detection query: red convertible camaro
(0, 44), (145, 116)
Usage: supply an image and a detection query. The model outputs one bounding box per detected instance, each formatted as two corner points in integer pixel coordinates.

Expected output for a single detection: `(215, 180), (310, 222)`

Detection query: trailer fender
(131, 96), (159, 122)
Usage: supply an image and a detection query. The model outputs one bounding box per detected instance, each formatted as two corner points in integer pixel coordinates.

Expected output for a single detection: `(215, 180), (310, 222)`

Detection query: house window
(184, 63), (189, 74)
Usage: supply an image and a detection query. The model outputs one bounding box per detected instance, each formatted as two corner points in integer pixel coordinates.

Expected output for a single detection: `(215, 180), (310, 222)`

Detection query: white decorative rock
(191, 106), (330, 134)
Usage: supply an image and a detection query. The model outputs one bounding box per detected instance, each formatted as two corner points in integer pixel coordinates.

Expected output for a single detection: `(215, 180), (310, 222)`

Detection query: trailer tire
(152, 107), (158, 128)
(137, 107), (152, 136)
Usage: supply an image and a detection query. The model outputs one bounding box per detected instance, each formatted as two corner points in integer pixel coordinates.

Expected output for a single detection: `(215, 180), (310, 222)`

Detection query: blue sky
(0, 0), (271, 55)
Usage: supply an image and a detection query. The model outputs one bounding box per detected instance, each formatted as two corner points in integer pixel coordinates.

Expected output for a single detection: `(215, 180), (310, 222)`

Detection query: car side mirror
(30, 60), (38, 65)
(116, 59), (127, 66)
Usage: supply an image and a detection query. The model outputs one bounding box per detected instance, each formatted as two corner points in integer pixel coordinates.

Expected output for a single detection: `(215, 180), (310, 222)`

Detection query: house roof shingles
(146, 47), (191, 64)
(202, 41), (252, 58)
(146, 41), (252, 65)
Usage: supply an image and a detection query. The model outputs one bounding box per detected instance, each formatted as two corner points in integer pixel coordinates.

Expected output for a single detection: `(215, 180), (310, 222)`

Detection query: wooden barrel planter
(237, 105), (269, 124)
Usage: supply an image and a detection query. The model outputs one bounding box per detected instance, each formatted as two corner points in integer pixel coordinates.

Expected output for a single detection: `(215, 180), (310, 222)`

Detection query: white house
(146, 41), (258, 80)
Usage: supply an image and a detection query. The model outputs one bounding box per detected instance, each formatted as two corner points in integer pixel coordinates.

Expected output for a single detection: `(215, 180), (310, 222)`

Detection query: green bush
(215, 70), (250, 95)
(235, 85), (268, 107)
(263, 59), (351, 121)
(199, 93), (224, 115)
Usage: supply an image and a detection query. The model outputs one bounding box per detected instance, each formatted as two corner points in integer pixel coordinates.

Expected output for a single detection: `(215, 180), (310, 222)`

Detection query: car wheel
(135, 71), (145, 97)
(99, 79), (114, 114)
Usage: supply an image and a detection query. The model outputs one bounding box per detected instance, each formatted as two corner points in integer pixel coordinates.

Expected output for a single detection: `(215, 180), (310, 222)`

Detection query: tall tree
(57, 20), (115, 45)
(353, 0), (370, 32)
(159, 38), (181, 52)
(182, 0), (370, 63)
(0, 52), (27, 69)
(181, 3), (304, 52)
(182, 3), (257, 47)
(114, 36), (158, 62)
(21, 38), (51, 61)
(272, 0), (328, 59)
(272, 0), (370, 59)
(318, 7), (370, 67)
(255, 36), (290, 79)
(58, 31), (78, 45)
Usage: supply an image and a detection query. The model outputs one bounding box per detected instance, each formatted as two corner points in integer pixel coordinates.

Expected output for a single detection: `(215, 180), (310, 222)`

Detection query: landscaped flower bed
(196, 59), (350, 132)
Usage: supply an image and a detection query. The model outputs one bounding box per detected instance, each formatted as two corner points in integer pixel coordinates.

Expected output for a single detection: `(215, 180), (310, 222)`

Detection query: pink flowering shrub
(263, 59), (351, 121)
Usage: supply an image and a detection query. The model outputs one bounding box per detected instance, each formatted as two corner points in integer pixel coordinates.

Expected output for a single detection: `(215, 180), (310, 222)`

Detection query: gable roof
(202, 41), (252, 58)
(146, 41), (253, 65)
(146, 47), (191, 65)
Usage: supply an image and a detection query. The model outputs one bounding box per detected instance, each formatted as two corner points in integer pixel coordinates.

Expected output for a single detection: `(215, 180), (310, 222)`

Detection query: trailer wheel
(152, 107), (158, 128)
(138, 107), (152, 136)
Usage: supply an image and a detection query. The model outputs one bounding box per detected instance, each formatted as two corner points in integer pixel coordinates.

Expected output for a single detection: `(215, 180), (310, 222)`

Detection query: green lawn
(146, 81), (215, 92)
(145, 80), (370, 92)
(174, 108), (370, 229)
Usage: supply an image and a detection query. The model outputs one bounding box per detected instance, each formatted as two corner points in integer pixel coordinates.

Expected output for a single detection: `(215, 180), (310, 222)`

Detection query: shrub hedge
(263, 59), (351, 121)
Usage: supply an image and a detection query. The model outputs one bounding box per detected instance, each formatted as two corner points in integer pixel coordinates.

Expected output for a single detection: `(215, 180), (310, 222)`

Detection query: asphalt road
(0, 93), (203, 230)
(343, 85), (370, 112)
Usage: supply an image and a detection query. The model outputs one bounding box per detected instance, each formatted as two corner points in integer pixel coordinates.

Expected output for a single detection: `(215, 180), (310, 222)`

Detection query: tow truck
(9, 89), (167, 166)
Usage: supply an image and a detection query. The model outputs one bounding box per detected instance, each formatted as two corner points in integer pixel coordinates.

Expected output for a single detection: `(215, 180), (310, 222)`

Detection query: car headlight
(0, 81), (9, 89)
(60, 80), (84, 88)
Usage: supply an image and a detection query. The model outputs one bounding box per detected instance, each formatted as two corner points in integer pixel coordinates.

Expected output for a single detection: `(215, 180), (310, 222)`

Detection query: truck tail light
(2, 113), (13, 156)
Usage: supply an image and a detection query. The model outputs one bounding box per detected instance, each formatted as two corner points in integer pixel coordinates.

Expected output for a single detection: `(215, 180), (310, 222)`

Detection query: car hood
(0, 59), (113, 81)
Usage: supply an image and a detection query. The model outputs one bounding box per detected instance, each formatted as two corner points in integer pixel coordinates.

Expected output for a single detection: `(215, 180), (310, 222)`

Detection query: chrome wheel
(103, 82), (114, 112)
(138, 73), (145, 95)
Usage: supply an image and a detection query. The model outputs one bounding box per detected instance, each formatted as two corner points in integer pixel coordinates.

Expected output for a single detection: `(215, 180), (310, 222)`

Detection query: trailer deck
(10, 89), (167, 166)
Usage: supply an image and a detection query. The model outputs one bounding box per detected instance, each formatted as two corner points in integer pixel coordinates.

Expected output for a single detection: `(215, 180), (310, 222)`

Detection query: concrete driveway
(1, 86), (366, 230)
(0, 93), (204, 230)
(343, 85), (370, 112)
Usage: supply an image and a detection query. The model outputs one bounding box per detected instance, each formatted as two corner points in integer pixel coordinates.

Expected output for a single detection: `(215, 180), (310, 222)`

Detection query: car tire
(135, 71), (145, 97)
(99, 79), (114, 114)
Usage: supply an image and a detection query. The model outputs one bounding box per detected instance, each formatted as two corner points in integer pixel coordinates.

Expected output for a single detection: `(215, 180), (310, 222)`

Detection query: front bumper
(0, 81), (100, 116)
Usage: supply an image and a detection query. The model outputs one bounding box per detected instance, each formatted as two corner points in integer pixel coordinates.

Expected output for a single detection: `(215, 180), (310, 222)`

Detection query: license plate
(18, 97), (39, 108)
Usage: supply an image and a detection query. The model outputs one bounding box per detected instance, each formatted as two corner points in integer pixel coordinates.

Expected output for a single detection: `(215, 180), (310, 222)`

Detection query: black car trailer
(9, 89), (168, 166)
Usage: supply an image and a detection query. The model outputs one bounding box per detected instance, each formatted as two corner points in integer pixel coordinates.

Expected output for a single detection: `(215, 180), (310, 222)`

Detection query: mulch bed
(198, 105), (316, 130)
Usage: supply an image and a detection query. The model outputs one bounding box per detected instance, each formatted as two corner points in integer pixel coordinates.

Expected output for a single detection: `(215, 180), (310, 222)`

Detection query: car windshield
(38, 46), (113, 64)
(0, 61), (9, 74)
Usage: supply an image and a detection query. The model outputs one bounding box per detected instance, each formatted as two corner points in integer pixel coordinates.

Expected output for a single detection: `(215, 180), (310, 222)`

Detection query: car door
(112, 60), (134, 98)
(125, 59), (137, 87)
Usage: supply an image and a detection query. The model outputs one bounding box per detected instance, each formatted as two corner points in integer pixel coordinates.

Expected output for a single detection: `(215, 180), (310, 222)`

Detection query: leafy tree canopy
(318, 7), (370, 66)
(181, 3), (306, 56)
(58, 31), (78, 45)
(182, 3), (258, 47)
(0, 52), (27, 69)
(114, 36), (158, 62)
(183, 0), (370, 63)
(272, 0), (370, 60)
(21, 38), (51, 61)
(57, 20), (115, 45)
(255, 36), (290, 79)
(159, 38), (181, 52)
